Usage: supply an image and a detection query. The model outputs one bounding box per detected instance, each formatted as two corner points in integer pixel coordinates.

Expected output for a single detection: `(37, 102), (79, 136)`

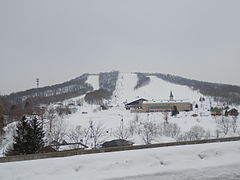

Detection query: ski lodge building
(126, 92), (192, 113)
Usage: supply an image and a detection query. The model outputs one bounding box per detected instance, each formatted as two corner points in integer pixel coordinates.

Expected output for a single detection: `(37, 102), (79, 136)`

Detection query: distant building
(133, 102), (192, 113)
(226, 108), (239, 116)
(125, 98), (148, 110)
(210, 107), (222, 116)
(47, 140), (89, 152)
(129, 92), (192, 113)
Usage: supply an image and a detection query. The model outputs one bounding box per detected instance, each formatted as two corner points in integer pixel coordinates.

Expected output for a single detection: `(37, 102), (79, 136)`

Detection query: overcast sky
(0, 0), (240, 94)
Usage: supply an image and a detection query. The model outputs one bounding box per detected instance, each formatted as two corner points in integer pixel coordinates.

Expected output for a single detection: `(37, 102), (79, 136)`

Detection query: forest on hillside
(150, 73), (240, 105)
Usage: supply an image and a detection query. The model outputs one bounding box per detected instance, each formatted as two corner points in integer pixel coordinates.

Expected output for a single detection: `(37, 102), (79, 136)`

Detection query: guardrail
(1, 136), (240, 163)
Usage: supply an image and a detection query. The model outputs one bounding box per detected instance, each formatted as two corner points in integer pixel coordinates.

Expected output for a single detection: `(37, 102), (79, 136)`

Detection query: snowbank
(0, 141), (240, 180)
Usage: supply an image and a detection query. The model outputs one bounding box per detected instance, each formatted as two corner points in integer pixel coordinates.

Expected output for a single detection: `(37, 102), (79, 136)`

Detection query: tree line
(148, 73), (240, 105)
(134, 72), (151, 90)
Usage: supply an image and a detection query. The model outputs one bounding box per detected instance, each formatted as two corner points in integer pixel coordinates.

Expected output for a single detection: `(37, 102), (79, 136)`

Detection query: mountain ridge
(1, 71), (240, 105)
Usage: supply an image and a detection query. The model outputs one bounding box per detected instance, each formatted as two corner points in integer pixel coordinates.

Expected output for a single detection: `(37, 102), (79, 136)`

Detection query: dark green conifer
(28, 117), (45, 154)
(6, 116), (30, 155)
(6, 116), (45, 156)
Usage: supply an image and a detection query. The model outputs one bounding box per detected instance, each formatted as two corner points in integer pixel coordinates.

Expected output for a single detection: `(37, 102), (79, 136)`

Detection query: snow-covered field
(1, 141), (240, 180)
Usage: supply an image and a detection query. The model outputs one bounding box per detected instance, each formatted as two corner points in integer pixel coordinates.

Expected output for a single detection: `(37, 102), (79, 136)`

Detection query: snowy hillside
(86, 74), (99, 91)
(112, 72), (201, 106)
(1, 72), (240, 155)
(54, 72), (239, 148)
(1, 141), (240, 180)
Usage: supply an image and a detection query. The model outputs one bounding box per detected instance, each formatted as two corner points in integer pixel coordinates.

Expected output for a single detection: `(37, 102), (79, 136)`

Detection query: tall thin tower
(36, 78), (40, 88)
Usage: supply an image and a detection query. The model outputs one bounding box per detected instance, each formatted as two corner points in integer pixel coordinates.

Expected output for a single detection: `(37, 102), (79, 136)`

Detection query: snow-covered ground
(1, 141), (240, 180)
(86, 74), (99, 91)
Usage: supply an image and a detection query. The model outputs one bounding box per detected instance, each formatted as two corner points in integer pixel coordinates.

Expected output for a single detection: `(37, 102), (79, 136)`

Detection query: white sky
(0, 0), (240, 94)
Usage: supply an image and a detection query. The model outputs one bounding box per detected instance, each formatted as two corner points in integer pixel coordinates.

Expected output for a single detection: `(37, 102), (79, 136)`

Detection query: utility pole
(35, 78), (43, 126)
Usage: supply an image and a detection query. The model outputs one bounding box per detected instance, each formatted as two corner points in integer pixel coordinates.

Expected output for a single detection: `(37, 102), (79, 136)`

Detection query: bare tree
(204, 130), (211, 139)
(114, 125), (130, 140)
(68, 125), (90, 148)
(231, 116), (238, 134)
(168, 123), (181, 138)
(128, 114), (141, 136)
(134, 113), (140, 122)
(177, 125), (205, 141)
(216, 116), (231, 135)
(128, 120), (136, 136)
(44, 106), (56, 133)
(215, 129), (222, 138)
(89, 121), (105, 148)
(141, 122), (155, 144)
(46, 116), (68, 144)
(159, 122), (181, 138)
(162, 112), (169, 124)
(187, 125), (206, 140)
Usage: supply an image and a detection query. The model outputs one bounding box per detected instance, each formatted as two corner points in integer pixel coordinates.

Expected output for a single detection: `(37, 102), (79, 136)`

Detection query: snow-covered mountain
(1, 72), (240, 154)
(1, 72), (240, 180)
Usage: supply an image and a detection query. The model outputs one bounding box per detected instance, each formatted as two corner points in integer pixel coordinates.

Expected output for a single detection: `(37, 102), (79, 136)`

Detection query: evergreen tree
(28, 117), (45, 154)
(171, 106), (179, 116)
(6, 116), (30, 155)
(6, 116), (45, 156)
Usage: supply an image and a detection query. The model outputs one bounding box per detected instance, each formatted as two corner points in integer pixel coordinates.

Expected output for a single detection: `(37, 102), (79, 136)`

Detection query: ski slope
(86, 74), (99, 91)
(112, 72), (201, 106)
(1, 141), (240, 180)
